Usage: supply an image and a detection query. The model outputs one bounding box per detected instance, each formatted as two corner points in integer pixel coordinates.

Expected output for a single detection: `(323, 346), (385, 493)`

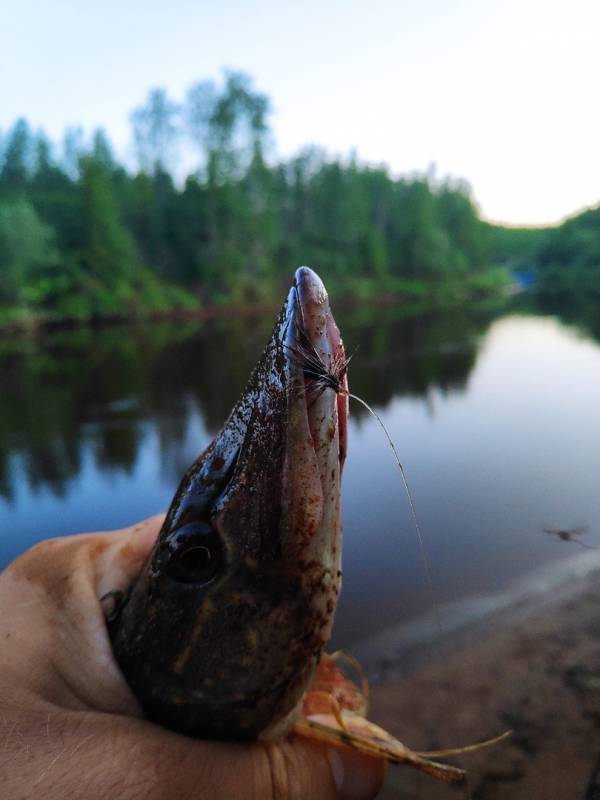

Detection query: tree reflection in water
(0, 301), (504, 505)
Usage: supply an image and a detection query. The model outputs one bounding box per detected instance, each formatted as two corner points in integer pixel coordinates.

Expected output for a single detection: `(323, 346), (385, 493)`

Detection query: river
(1, 294), (599, 665)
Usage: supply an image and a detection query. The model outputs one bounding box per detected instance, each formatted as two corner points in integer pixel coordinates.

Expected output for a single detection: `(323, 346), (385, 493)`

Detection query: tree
(0, 199), (58, 305)
(61, 126), (85, 181)
(436, 179), (485, 272)
(533, 206), (600, 292)
(130, 88), (180, 174)
(393, 179), (450, 279)
(0, 71), (518, 323)
(185, 71), (271, 184)
(91, 129), (115, 169)
(0, 118), (33, 194)
(185, 80), (218, 175)
(34, 130), (53, 176)
(78, 155), (140, 312)
(125, 168), (178, 279)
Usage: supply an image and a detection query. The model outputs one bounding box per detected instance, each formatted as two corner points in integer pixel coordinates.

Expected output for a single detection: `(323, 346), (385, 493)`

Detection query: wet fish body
(109, 267), (348, 740)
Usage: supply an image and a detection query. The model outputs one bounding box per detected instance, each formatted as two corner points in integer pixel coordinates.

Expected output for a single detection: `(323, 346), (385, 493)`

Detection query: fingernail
(327, 747), (384, 800)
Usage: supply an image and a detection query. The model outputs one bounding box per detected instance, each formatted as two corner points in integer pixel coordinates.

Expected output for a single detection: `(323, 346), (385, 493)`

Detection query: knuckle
(262, 742), (290, 800)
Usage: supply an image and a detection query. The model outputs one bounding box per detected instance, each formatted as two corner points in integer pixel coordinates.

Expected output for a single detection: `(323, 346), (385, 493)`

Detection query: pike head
(109, 267), (348, 740)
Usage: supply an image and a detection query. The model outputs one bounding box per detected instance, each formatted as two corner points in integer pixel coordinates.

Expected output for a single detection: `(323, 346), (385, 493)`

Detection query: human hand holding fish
(0, 514), (385, 800)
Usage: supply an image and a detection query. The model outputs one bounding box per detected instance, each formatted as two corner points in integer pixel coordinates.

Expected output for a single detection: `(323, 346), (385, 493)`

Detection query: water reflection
(334, 308), (600, 655)
(0, 319), (271, 501)
(2, 294), (599, 661)
(521, 289), (600, 344)
(0, 302), (497, 505)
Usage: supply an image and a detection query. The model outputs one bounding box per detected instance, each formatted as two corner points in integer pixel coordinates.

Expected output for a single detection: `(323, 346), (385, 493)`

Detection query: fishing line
(289, 325), (510, 779)
(345, 392), (444, 637)
(287, 325), (443, 636)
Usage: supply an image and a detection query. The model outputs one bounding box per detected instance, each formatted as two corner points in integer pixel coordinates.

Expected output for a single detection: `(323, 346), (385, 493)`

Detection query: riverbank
(366, 557), (600, 799)
(0, 268), (510, 334)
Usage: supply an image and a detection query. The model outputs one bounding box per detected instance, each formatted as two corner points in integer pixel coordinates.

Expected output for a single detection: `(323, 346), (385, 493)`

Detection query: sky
(1, 0), (600, 226)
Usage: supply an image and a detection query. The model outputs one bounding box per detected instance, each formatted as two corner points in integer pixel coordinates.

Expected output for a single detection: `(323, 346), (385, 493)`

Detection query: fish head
(110, 267), (348, 739)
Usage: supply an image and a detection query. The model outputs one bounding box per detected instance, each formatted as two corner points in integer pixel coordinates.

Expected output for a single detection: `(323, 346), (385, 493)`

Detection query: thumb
(24, 711), (385, 800)
(277, 736), (387, 800)
(0, 514), (165, 715)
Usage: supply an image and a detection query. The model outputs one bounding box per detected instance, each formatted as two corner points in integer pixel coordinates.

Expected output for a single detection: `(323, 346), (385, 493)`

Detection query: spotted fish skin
(109, 267), (348, 740)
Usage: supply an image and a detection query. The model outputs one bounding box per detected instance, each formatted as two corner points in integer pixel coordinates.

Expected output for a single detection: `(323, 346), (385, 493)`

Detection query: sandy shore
(363, 564), (600, 799)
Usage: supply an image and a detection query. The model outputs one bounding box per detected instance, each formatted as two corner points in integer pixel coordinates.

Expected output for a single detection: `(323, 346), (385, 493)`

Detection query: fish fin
(303, 653), (367, 716)
(416, 729), (513, 758)
(293, 711), (466, 784)
(329, 650), (370, 714)
(299, 653), (508, 785)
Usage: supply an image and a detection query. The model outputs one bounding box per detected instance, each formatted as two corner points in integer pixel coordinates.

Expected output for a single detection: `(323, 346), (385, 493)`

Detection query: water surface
(1, 298), (599, 661)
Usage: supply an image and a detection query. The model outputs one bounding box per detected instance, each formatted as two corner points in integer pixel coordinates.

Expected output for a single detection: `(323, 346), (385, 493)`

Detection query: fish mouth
(270, 267), (347, 645)
(295, 266), (348, 469)
(285, 266), (348, 474)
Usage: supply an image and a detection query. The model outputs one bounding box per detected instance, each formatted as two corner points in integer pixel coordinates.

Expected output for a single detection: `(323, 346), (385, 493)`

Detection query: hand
(0, 516), (385, 799)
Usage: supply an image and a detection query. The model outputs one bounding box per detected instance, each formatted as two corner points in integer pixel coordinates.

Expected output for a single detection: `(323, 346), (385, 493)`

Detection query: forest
(0, 71), (597, 328)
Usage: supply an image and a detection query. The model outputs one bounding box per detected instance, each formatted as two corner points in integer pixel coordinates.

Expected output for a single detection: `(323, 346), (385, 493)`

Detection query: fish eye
(164, 521), (223, 585)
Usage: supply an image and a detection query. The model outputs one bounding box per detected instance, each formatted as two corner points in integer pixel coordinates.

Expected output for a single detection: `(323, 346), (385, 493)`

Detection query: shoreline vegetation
(1, 70), (598, 333)
(0, 270), (511, 334)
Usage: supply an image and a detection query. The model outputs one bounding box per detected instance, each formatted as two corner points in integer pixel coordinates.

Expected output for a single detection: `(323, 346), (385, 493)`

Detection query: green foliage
(0, 70), (518, 328)
(80, 156), (137, 285)
(0, 118), (33, 193)
(482, 222), (547, 271)
(0, 199), (58, 305)
(486, 205), (600, 296)
(533, 206), (600, 292)
(131, 89), (179, 175)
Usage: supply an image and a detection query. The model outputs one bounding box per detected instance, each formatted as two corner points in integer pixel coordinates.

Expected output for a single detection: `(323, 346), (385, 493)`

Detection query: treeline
(0, 71), (503, 326)
(532, 206), (600, 292)
(484, 207), (600, 295)
(2, 71), (598, 329)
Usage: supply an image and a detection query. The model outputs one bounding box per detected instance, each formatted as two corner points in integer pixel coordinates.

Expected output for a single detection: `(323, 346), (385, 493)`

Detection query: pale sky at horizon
(2, 0), (600, 226)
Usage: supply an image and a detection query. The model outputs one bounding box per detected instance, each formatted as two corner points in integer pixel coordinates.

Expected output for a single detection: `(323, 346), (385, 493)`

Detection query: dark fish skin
(109, 268), (348, 741)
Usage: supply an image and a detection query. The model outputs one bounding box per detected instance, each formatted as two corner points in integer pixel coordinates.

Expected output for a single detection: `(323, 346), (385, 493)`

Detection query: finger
(0, 516), (165, 716)
(95, 513), (165, 599)
(2, 514), (165, 601)
(4, 710), (385, 800)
